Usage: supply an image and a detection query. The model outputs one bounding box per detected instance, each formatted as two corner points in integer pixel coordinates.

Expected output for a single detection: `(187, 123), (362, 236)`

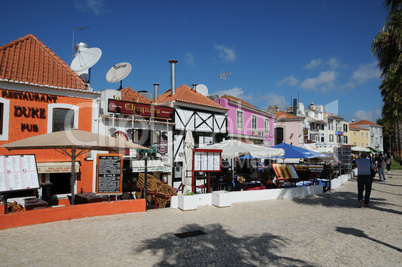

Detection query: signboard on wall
(0, 155), (40, 193)
(193, 149), (222, 172)
(108, 99), (173, 119)
(96, 154), (123, 195)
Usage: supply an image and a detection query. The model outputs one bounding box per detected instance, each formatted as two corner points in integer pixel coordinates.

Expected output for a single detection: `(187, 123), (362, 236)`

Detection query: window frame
(0, 98), (10, 141)
(236, 109), (244, 130)
(47, 103), (79, 133)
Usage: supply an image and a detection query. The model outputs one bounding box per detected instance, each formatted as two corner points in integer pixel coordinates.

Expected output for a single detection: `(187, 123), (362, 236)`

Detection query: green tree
(372, 0), (402, 162)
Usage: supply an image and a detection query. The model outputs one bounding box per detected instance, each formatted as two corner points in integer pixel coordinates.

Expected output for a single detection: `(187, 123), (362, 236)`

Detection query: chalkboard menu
(0, 155), (40, 193)
(96, 154), (123, 194)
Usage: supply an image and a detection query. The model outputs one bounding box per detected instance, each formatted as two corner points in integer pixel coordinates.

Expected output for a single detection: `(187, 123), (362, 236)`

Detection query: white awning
(37, 162), (80, 174)
(131, 160), (171, 173)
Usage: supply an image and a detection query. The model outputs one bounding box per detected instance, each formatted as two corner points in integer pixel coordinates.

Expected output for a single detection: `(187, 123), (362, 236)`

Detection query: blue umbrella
(271, 142), (328, 159)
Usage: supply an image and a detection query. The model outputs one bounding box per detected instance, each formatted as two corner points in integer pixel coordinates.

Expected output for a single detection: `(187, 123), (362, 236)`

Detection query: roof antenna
(72, 27), (89, 60)
(219, 71), (231, 97)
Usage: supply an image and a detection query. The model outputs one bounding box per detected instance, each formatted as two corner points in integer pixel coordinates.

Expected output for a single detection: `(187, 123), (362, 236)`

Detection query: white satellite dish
(71, 47), (102, 72)
(196, 84), (208, 96)
(106, 62), (132, 83)
(106, 62), (132, 89)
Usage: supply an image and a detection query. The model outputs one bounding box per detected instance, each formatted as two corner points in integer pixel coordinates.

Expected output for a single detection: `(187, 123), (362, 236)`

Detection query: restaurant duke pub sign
(108, 99), (173, 119)
(2, 89), (58, 133)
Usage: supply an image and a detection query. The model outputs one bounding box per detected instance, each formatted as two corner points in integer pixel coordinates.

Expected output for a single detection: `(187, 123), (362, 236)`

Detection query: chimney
(153, 83), (159, 101)
(192, 84), (197, 91)
(169, 59), (178, 95)
(268, 105), (279, 114)
(293, 98), (297, 116)
(310, 102), (316, 111)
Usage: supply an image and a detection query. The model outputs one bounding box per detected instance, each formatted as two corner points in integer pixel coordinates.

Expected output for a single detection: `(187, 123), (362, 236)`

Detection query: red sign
(108, 99), (173, 119)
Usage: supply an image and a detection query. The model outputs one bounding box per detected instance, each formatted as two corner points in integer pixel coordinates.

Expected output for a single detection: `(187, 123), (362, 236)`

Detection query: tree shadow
(336, 227), (402, 253)
(134, 223), (316, 266)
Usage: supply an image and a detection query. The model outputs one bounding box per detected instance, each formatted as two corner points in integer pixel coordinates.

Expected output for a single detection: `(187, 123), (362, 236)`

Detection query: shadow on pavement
(135, 223), (316, 266)
(336, 227), (402, 253)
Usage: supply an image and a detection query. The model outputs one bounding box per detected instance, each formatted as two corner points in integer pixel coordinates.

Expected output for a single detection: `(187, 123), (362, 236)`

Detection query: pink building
(214, 95), (275, 146)
(274, 111), (305, 146)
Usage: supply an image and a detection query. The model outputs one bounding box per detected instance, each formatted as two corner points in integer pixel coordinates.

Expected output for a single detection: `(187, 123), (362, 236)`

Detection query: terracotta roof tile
(275, 111), (298, 119)
(0, 34), (87, 91)
(350, 125), (367, 130)
(350, 120), (380, 126)
(155, 84), (227, 110)
(224, 95), (255, 109)
(120, 87), (151, 104)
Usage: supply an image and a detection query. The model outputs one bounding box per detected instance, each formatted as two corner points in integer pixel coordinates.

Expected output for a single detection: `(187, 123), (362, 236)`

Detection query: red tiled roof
(350, 125), (367, 130)
(120, 87), (151, 104)
(224, 95), (254, 109)
(155, 84), (227, 110)
(275, 111), (298, 119)
(350, 120), (380, 126)
(324, 112), (344, 120)
(0, 34), (87, 91)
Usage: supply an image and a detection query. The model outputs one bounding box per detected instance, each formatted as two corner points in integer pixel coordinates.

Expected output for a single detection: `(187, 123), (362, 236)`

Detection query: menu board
(193, 149), (222, 172)
(0, 155), (40, 193)
(96, 154), (123, 194)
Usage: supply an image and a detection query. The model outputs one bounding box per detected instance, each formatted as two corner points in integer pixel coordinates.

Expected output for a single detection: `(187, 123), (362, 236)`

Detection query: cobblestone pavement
(1, 170), (401, 266)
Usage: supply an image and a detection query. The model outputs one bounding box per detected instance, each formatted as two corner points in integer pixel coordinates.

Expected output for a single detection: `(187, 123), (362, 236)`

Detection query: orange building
(0, 34), (100, 205)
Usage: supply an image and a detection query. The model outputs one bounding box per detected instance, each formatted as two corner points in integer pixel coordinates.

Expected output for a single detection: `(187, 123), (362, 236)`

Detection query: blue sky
(1, 0), (387, 122)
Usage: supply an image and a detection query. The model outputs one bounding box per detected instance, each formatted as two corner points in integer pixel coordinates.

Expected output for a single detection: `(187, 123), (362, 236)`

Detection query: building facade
(350, 120), (383, 152)
(0, 35), (100, 205)
(213, 95), (275, 146)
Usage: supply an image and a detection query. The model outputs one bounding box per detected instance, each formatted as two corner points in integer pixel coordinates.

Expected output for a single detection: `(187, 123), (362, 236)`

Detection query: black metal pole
(4, 192), (8, 214)
(144, 154), (148, 211)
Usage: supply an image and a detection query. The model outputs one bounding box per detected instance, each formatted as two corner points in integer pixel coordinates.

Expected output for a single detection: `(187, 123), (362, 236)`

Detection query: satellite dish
(106, 62), (132, 83)
(196, 84), (208, 96)
(71, 47), (102, 72)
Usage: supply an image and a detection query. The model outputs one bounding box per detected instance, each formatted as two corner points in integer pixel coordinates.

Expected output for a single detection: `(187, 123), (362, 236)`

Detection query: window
(252, 115), (257, 130)
(361, 133), (363, 138)
(0, 98), (10, 141)
(52, 108), (74, 132)
(329, 134), (334, 142)
(343, 124), (348, 132)
(264, 119), (270, 133)
(344, 136), (348, 144)
(366, 133), (368, 138)
(354, 142), (356, 145)
(48, 104), (79, 133)
(236, 110), (243, 130)
(353, 132), (356, 136)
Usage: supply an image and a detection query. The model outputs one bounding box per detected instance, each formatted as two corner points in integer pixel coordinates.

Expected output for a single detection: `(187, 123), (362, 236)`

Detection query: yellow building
(350, 125), (370, 148)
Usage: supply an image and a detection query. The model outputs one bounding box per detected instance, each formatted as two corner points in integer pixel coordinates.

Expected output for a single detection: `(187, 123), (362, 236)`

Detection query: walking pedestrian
(356, 152), (375, 208)
(377, 153), (386, 181)
(386, 150), (392, 174)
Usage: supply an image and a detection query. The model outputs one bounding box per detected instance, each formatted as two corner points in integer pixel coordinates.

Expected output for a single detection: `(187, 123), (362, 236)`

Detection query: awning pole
(70, 147), (76, 205)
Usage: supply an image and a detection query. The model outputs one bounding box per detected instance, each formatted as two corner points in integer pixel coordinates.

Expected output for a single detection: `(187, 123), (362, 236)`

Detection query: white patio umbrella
(200, 139), (284, 159)
(0, 129), (150, 204)
(181, 131), (194, 194)
(351, 146), (371, 152)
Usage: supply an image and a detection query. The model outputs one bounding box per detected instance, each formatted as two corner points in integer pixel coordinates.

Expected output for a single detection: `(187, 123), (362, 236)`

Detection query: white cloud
(262, 93), (287, 110)
(220, 87), (244, 98)
(327, 58), (341, 69)
(185, 53), (196, 69)
(277, 75), (299, 86)
(214, 44), (236, 62)
(299, 71), (336, 92)
(352, 109), (382, 122)
(303, 59), (322, 70)
(347, 62), (380, 88)
(74, 0), (106, 15)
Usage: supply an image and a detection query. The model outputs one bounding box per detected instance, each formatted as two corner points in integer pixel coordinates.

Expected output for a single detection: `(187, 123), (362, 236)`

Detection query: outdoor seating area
(136, 173), (177, 209)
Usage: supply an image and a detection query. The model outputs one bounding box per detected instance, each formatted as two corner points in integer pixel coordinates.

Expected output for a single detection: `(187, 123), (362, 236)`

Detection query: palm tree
(372, 0), (402, 162)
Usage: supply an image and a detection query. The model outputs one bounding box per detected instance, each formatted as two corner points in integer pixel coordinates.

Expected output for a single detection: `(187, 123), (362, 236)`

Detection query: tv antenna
(106, 62), (132, 89)
(219, 71), (231, 97)
(72, 27), (89, 60)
